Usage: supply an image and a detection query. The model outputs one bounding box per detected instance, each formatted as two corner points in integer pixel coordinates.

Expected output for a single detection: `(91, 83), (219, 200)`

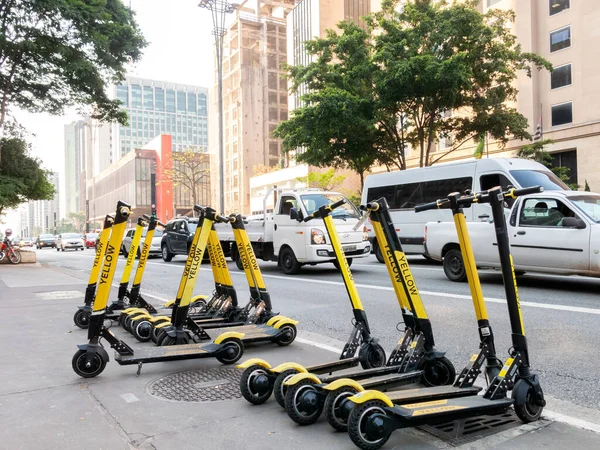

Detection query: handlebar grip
(142, 214), (150, 220)
(508, 185), (544, 198)
(330, 199), (346, 210)
(216, 214), (231, 223)
(303, 213), (316, 222)
(193, 204), (203, 213)
(157, 220), (167, 227)
(415, 199), (449, 213)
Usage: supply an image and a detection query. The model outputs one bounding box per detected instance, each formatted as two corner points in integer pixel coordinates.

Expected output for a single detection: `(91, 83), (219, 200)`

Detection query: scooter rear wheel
(273, 369), (300, 408)
(240, 365), (273, 405)
(133, 320), (153, 342)
(347, 400), (391, 450)
(284, 378), (323, 425)
(274, 324), (297, 347)
(73, 309), (90, 329)
(72, 349), (107, 378)
(324, 386), (359, 431)
(215, 338), (244, 365)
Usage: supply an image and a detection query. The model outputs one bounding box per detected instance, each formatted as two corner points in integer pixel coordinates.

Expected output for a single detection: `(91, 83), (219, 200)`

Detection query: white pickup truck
(215, 188), (371, 274)
(424, 190), (600, 281)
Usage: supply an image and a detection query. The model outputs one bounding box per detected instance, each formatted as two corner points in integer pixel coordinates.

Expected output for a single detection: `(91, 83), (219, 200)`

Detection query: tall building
(64, 121), (86, 216)
(210, 0), (295, 214)
(111, 76), (209, 158)
(26, 172), (60, 236)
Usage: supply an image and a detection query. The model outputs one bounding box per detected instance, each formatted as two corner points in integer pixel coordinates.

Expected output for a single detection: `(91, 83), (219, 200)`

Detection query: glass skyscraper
(112, 76), (209, 157)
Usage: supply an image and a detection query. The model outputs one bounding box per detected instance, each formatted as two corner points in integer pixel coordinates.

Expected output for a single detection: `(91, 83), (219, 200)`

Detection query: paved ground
(1, 256), (599, 449)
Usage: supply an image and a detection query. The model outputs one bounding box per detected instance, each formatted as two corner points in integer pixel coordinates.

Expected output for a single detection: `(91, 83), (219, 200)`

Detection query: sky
(5, 0), (234, 230)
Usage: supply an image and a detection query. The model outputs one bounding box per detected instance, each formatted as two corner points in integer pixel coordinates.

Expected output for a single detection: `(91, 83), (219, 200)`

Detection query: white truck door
(273, 195), (307, 260)
(510, 197), (590, 270)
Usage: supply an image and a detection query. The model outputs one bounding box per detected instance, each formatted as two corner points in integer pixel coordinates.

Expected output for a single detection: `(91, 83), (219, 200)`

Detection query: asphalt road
(36, 248), (600, 416)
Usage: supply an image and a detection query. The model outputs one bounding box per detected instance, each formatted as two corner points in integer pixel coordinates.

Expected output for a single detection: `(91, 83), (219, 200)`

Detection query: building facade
(112, 76), (209, 158)
(210, 0), (295, 214)
(25, 172), (60, 236)
(63, 121), (86, 217)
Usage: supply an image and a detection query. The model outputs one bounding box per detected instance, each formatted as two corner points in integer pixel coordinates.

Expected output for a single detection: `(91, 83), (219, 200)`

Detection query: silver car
(57, 233), (85, 251)
(121, 228), (163, 258)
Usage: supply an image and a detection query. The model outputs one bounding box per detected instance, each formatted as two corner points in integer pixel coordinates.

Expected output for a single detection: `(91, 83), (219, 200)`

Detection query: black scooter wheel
(360, 342), (387, 370)
(347, 400), (391, 450)
(215, 338), (244, 365)
(273, 369), (300, 408)
(72, 349), (107, 378)
(324, 386), (360, 431)
(133, 320), (153, 342)
(284, 378), (323, 425)
(418, 356), (456, 387)
(274, 324), (297, 347)
(239, 365), (273, 405)
(73, 309), (90, 329)
(513, 381), (544, 423)
(153, 327), (166, 345)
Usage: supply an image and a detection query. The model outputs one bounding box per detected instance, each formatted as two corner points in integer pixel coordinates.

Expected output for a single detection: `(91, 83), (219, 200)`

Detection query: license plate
(343, 245), (356, 252)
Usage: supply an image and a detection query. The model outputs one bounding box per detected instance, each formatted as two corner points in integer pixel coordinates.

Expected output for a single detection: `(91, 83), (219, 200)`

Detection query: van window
(367, 177), (472, 209)
(509, 170), (569, 191)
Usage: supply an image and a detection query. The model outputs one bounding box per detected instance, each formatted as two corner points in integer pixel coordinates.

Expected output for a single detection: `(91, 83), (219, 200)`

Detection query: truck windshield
(569, 195), (600, 223)
(300, 193), (360, 219)
(509, 170), (570, 191)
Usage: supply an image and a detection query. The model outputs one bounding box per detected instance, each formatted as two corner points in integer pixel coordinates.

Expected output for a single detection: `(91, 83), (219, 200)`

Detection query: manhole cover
(35, 290), (83, 300)
(419, 410), (521, 446)
(147, 368), (242, 402)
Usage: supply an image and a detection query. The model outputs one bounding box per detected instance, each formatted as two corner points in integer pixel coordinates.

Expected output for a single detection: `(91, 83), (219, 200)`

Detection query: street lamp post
(199, 0), (238, 214)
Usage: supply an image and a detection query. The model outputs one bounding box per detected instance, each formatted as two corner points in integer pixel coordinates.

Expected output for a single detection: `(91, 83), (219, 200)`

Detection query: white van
(361, 158), (570, 259)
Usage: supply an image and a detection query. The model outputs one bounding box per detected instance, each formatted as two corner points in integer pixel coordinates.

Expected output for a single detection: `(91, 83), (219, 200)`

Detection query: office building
(111, 76), (209, 158)
(210, 0), (295, 214)
(26, 172), (60, 236)
(64, 121), (86, 216)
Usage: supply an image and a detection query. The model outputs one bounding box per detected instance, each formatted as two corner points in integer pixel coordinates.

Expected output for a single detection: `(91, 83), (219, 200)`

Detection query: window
(486, 0), (503, 7)
(278, 196), (297, 215)
(509, 169), (569, 191)
(551, 64), (572, 89)
(550, 26), (571, 52)
(549, 0), (569, 16)
(198, 93), (207, 116)
(166, 90), (175, 113)
(143, 86), (153, 109)
(155, 88), (165, 111)
(116, 86), (128, 106)
(421, 178), (473, 204)
(519, 198), (579, 227)
(480, 173), (515, 206)
(131, 84), (142, 109)
(187, 93), (197, 113)
(551, 102), (573, 126)
(551, 150), (577, 185)
(177, 91), (187, 112)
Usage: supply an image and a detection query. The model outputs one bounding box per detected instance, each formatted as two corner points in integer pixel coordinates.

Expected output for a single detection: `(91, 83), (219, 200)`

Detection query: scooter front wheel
(418, 356), (456, 387)
(360, 342), (387, 370)
(273, 369), (300, 408)
(72, 349), (107, 378)
(324, 386), (360, 431)
(73, 309), (91, 329)
(284, 379), (323, 425)
(240, 365), (273, 405)
(347, 400), (391, 450)
(513, 379), (544, 423)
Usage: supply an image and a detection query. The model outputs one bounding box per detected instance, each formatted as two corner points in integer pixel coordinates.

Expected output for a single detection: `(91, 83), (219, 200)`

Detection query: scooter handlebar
(216, 214), (232, 223)
(142, 214), (167, 227)
(415, 199), (450, 213)
(506, 185), (544, 198)
(457, 185), (544, 206)
(303, 199), (347, 222)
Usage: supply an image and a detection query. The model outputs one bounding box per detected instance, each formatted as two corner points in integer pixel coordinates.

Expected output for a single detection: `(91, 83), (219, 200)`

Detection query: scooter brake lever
(352, 210), (371, 231)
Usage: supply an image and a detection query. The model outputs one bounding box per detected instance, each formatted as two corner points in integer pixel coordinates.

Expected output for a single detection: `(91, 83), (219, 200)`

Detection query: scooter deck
(207, 324), (285, 343)
(321, 364), (412, 384)
(358, 371), (423, 391)
(386, 385), (482, 404)
(115, 342), (223, 365)
(307, 357), (362, 375)
(388, 395), (513, 427)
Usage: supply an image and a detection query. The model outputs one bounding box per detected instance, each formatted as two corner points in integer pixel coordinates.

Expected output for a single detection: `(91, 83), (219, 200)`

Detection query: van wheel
(333, 258), (353, 270)
(280, 247), (301, 275)
(374, 241), (385, 263)
(443, 249), (467, 282)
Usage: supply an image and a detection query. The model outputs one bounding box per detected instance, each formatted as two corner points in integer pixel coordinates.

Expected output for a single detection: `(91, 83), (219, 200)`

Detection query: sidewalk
(1, 263), (599, 450)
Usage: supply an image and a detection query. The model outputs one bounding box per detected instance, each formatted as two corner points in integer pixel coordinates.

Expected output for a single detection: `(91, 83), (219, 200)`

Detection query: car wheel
(162, 245), (173, 262)
(443, 248), (467, 282)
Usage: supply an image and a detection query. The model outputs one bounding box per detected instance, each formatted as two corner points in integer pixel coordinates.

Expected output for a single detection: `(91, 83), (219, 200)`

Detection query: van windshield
(509, 170), (569, 191)
(300, 193), (360, 219)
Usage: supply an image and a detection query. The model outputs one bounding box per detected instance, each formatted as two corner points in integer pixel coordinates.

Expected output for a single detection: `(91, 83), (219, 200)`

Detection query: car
(160, 217), (198, 262)
(83, 233), (98, 249)
(19, 237), (34, 247)
(121, 228), (164, 258)
(36, 234), (57, 249)
(56, 233), (85, 251)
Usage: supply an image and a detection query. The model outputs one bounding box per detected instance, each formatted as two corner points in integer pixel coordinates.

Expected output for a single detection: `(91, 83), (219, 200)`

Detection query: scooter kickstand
(137, 362), (143, 376)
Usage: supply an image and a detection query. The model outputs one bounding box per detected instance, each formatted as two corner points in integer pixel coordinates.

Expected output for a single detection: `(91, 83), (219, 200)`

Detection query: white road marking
(352, 263), (443, 271)
(119, 393), (139, 403)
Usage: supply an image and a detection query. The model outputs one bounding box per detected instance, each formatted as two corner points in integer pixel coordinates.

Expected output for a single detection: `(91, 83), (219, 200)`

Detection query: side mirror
(562, 217), (586, 229)
(290, 208), (303, 222)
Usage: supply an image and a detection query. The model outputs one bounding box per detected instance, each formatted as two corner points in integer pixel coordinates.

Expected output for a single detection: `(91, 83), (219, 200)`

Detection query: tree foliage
(0, 0), (147, 134)
(159, 149), (210, 209)
(0, 136), (55, 215)
(297, 169), (346, 191)
(517, 139), (578, 190)
(275, 0), (552, 180)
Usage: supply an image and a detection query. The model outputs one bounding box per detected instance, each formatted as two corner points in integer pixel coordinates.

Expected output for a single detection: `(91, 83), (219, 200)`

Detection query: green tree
(0, 137), (55, 216)
(297, 169), (347, 191)
(516, 139), (578, 189)
(274, 22), (383, 188)
(275, 0), (551, 179)
(0, 0), (147, 156)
